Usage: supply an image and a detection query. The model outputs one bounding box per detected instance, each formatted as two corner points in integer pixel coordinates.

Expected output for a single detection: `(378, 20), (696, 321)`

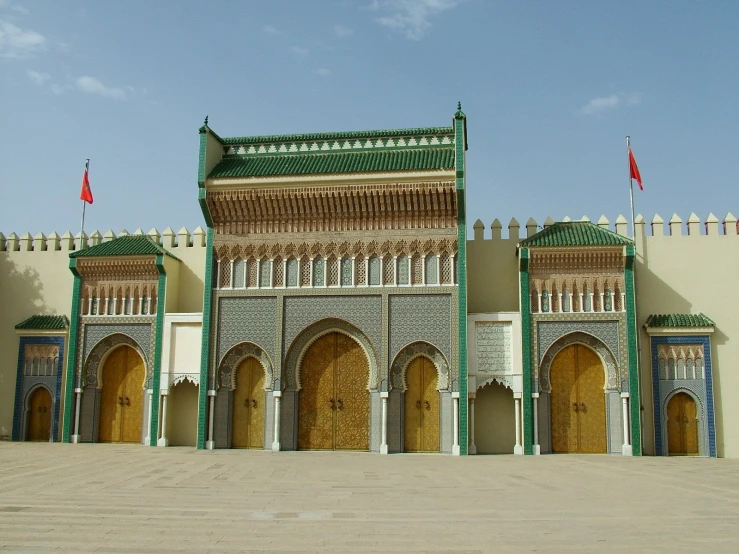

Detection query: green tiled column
(454, 105), (468, 455)
(149, 255), (167, 446)
(519, 248), (533, 454)
(197, 228), (214, 449)
(624, 245), (642, 455)
(61, 260), (82, 442)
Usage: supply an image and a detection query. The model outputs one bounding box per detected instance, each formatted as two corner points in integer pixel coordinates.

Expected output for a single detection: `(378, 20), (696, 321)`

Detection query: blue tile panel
(12, 336), (66, 441)
(650, 335), (715, 457)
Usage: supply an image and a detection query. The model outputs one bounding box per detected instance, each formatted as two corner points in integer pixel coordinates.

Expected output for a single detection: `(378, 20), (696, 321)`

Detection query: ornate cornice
(529, 248), (624, 275)
(76, 257), (159, 280)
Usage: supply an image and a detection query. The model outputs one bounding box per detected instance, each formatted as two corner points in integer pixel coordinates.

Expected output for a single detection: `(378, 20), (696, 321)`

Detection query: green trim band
(625, 245), (642, 455)
(454, 111), (468, 455)
(149, 254), (167, 445)
(61, 259), (82, 442)
(197, 227), (215, 449)
(519, 248), (533, 454)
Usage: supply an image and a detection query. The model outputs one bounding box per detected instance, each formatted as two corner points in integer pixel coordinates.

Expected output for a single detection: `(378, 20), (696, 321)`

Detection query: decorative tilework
(650, 335), (715, 457)
(425, 255), (438, 285)
(260, 259), (271, 287)
(390, 342), (450, 391)
(83, 334), (149, 388)
(82, 323), (153, 385)
(233, 258), (246, 288)
(218, 342), (273, 391)
(217, 297), (277, 364)
(12, 336), (66, 442)
(397, 255), (409, 285)
(388, 294), (452, 370)
(538, 331), (619, 392)
(341, 257), (352, 286)
(312, 258), (325, 287)
(368, 256), (381, 286)
(283, 295), (382, 366)
(286, 258), (298, 287)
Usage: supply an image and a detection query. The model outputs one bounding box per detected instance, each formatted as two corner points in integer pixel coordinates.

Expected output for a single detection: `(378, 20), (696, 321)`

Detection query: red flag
(80, 165), (93, 204)
(629, 148), (643, 191)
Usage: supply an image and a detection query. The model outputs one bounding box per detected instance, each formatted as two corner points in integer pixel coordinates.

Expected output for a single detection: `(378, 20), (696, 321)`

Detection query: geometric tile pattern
(217, 297), (277, 365)
(389, 294), (452, 371)
(82, 323), (154, 384)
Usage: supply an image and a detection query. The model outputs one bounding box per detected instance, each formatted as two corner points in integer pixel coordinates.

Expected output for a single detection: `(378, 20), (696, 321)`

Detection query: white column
(578, 293), (583, 313)
(215, 260), (221, 289)
(452, 391), (460, 455)
(514, 396), (523, 455)
(71, 387), (83, 443)
(599, 292), (604, 312)
(229, 260), (235, 288)
(469, 396), (477, 454)
(557, 293), (562, 313)
(450, 254), (456, 284)
(282, 258), (288, 288)
(537, 293), (542, 313)
(146, 296), (152, 315)
(268, 259), (274, 288)
(420, 255), (426, 286)
(272, 390), (282, 452)
(588, 292), (594, 312)
(392, 256), (397, 285)
(94, 297), (101, 315)
(157, 392), (169, 447)
(621, 292), (626, 312)
(351, 257), (356, 286)
(206, 389), (216, 450)
(435, 255), (441, 286)
(308, 257), (314, 287)
(621, 392), (632, 456)
(532, 392), (540, 455)
(380, 391), (389, 454)
(87, 296), (92, 315)
(113, 296), (118, 315)
(144, 389), (153, 445)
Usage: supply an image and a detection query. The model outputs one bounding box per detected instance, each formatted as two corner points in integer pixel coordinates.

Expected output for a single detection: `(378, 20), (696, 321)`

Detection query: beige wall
(474, 381), (515, 454)
(0, 229), (206, 440)
(467, 220), (519, 313)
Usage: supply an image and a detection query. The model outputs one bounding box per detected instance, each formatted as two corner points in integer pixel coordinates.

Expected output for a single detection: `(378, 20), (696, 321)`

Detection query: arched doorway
(404, 357), (440, 452)
(99, 345), (145, 443)
(231, 358), (265, 449)
(298, 332), (370, 451)
(550, 344), (606, 453)
(27, 387), (52, 441)
(667, 392), (699, 456)
(474, 381), (515, 454)
(167, 379), (199, 447)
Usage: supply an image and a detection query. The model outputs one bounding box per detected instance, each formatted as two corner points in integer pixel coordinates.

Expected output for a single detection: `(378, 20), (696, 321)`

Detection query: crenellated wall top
(470, 212), (739, 241)
(0, 227), (208, 254)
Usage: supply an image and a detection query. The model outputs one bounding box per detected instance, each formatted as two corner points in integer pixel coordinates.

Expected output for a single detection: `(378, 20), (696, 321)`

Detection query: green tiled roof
(15, 315), (70, 330)
(520, 222), (633, 247)
(209, 148), (455, 179)
(219, 126), (454, 146)
(69, 235), (179, 260)
(645, 313), (715, 328)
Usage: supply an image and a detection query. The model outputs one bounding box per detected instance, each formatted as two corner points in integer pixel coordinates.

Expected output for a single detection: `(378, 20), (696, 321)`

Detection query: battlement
(470, 213), (738, 241)
(0, 227), (207, 254)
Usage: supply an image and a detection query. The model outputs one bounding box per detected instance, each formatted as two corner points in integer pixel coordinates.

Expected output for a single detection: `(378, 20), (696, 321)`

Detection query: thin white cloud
(291, 46), (309, 57)
(370, 0), (459, 41)
(12, 5), (29, 15)
(50, 83), (69, 95)
(75, 76), (127, 100)
(579, 92), (643, 116)
(313, 67), (332, 77)
(0, 18), (46, 59)
(263, 25), (279, 34)
(334, 24), (353, 37)
(26, 69), (49, 85)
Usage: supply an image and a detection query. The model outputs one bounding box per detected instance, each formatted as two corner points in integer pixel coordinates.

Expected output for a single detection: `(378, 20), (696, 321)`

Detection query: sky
(1, 0), (738, 238)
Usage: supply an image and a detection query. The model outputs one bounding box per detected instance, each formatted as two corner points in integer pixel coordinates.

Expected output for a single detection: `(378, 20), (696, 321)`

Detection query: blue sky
(1, 0), (737, 237)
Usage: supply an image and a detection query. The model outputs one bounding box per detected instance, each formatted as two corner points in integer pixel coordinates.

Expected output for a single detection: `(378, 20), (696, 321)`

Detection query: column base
(271, 442), (280, 452)
(532, 444), (541, 455)
(157, 438), (168, 447)
(469, 443), (477, 455)
(71, 435), (80, 444)
(380, 444), (388, 455)
(514, 444), (523, 455)
(205, 440), (215, 451)
(622, 444), (633, 456)
(144, 437), (150, 446)
(452, 445), (461, 456)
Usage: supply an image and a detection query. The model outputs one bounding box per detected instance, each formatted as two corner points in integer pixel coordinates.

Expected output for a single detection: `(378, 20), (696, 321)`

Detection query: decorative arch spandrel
(390, 341), (450, 392)
(539, 332), (619, 393)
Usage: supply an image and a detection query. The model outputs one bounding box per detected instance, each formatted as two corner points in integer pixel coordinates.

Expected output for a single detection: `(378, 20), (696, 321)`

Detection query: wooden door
(231, 358), (265, 449)
(550, 344), (606, 453)
(298, 333), (369, 450)
(667, 392), (699, 456)
(404, 357), (440, 453)
(27, 387), (52, 441)
(99, 346), (144, 443)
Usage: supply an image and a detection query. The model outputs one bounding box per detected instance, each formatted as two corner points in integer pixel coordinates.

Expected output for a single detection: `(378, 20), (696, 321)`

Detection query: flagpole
(80, 159), (89, 247)
(627, 137), (636, 238)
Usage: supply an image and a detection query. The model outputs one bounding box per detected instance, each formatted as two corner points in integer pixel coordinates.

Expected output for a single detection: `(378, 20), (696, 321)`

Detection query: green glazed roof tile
(219, 126), (454, 145)
(645, 313), (715, 328)
(70, 235), (179, 260)
(520, 222), (633, 247)
(208, 147), (455, 179)
(15, 314), (70, 330)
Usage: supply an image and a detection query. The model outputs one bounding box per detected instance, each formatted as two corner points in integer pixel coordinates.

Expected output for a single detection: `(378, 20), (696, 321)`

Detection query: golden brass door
(550, 344), (606, 454)
(28, 387), (52, 441)
(99, 346), (144, 443)
(231, 358), (265, 449)
(404, 357), (440, 453)
(298, 332), (369, 451)
(667, 392), (699, 456)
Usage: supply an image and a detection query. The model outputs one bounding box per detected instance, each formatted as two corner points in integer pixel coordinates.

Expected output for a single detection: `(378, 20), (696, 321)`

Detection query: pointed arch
(390, 341), (450, 392)
(83, 334), (149, 389)
(539, 331), (619, 392)
(218, 342), (273, 391)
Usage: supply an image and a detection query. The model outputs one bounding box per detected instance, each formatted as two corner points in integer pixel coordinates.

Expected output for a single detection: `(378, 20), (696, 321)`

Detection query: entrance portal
(27, 387), (52, 441)
(404, 357), (440, 452)
(231, 358), (265, 449)
(298, 332), (369, 451)
(99, 346), (145, 443)
(667, 392), (699, 456)
(550, 344), (606, 453)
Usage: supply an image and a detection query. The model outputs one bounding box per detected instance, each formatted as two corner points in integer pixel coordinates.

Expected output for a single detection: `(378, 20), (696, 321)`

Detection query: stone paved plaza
(1, 444), (738, 553)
